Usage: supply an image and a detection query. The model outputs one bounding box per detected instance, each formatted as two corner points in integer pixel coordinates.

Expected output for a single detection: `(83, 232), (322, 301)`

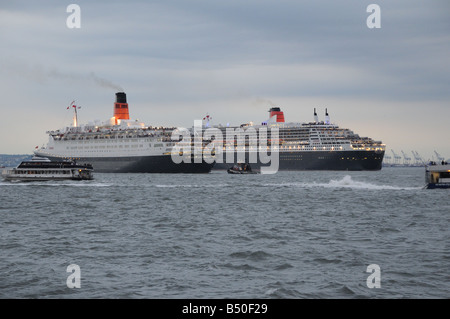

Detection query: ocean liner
(35, 92), (214, 173)
(210, 107), (385, 171)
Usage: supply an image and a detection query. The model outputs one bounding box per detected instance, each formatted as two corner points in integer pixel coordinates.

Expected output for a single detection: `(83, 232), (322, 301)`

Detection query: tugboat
(227, 163), (257, 174)
(1, 156), (93, 181)
(425, 160), (450, 189)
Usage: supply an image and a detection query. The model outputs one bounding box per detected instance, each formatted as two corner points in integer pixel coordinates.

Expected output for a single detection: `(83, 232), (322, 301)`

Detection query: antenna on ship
(325, 108), (330, 124)
(314, 108), (319, 123)
(203, 113), (212, 128)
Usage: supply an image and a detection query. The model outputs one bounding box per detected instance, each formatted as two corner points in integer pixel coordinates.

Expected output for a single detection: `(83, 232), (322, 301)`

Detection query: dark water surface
(0, 167), (449, 298)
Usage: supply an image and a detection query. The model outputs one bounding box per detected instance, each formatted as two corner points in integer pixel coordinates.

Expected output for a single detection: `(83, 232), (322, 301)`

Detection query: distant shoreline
(0, 154), (33, 167)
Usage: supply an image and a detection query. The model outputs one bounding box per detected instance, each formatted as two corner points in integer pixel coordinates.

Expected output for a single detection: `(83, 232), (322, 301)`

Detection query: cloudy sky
(1, 0), (449, 160)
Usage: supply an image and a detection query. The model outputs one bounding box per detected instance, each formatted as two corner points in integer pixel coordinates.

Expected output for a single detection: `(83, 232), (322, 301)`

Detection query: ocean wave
(322, 175), (421, 190)
(264, 286), (302, 298)
(154, 183), (230, 188)
(222, 262), (260, 271)
(229, 250), (272, 261)
(263, 175), (421, 190)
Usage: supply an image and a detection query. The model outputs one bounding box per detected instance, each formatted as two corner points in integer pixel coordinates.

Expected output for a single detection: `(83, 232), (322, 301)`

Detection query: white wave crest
(263, 176), (421, 190)
(321, 175), (419, 190)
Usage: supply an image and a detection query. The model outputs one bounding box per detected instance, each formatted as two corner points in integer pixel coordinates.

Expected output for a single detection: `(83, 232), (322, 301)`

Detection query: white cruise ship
(35, 92), (214, 173)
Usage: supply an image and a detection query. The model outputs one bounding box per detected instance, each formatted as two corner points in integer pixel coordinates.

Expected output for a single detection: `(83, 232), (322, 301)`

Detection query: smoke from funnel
(48, 69), (123, 91)
(3, 59), (124, 92)
(89, 72), (123, 92)
(253, 97), (277, 107)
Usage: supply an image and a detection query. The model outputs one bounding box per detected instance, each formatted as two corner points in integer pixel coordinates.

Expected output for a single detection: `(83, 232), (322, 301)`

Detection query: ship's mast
(68, 101), (79, 127)
(73, 104), (78, 127)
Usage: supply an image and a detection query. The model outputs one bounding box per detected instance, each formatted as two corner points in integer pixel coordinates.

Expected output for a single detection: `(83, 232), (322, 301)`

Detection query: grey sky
(1, 0), (449, 160)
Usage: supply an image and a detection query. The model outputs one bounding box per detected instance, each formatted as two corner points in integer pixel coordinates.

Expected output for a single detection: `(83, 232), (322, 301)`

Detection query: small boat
(425, 161), (450, 189)
(1, 156), (94, 181)
(227, 163), (257, 174)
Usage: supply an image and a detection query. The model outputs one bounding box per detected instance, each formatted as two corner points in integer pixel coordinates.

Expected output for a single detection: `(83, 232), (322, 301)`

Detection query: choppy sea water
(0, 167), (449, 299)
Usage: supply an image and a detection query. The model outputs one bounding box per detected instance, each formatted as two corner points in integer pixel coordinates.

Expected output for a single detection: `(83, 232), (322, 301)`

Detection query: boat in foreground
(227, 163), (258, 174)
(1, 156), (93, 181)
(425, 161), (450, 189)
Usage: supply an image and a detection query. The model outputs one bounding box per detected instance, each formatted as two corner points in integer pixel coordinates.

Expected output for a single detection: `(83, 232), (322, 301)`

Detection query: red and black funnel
(114, 92), (129, 123)
(269, 107), (285, 123)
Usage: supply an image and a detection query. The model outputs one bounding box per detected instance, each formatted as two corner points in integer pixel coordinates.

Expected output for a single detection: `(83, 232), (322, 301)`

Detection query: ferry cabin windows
(15, 170), (71, 175)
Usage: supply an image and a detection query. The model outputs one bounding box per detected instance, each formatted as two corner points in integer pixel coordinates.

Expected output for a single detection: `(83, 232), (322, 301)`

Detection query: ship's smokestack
(268, 107), (285, 123)
(314, 108), (319, 123)
(325, 108), (330, 124)
(114, 92), (129, 124)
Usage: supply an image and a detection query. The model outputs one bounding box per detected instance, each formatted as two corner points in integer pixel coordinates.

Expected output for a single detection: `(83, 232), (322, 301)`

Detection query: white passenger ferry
(1, 156), (93, 181)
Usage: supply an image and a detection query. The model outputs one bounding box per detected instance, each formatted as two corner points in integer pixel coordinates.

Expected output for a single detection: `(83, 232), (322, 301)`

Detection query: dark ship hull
(43, 154), (214, 173)
(214, 150), (385, 171)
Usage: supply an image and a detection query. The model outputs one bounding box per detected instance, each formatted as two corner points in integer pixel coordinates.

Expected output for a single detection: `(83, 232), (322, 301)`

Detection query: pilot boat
(227, 163), (258, 174)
